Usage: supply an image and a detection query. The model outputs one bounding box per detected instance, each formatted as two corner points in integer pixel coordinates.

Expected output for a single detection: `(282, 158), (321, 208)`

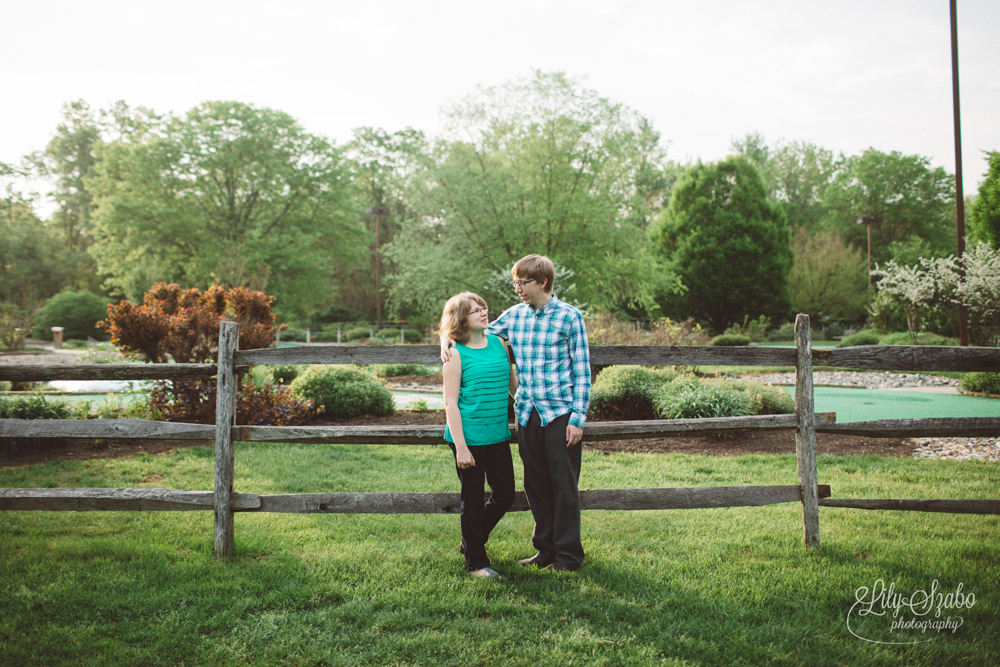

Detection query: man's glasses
(512, 278), (536, 289)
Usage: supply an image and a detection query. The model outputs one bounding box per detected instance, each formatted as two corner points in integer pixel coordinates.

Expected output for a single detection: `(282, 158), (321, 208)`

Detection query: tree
(650, 156), (793, 333)
(382, 72), (679, 318)
(0, 162), (70, 311)
(788, 230), (869, 326)
(820, 149), (954, 264)
(341, 127), (430, 322)
(969, 151), (1000, 250)
(731, 134), (840, 230)
(88, 101), (364, 318)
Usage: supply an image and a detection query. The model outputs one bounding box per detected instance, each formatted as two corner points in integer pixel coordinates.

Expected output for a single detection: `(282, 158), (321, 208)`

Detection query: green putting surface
(783, 386), (1000, 423)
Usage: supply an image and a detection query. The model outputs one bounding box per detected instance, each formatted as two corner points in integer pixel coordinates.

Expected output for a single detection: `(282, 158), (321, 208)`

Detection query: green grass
(1, 444), (998, 666)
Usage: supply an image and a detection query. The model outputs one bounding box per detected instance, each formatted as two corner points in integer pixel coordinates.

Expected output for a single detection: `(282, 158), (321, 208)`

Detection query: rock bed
(911, 437), (1000, 462)
(737, 370), (960, 390)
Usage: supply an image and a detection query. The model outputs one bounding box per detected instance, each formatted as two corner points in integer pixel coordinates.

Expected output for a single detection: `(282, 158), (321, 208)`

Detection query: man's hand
(440, 335), (456, 363)
(566, 424), (583, 448)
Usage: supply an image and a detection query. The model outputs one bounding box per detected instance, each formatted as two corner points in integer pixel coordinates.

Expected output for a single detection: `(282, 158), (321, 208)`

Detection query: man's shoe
(470, 567), (502, 579)
(543, 562), (580, 572)
(517, 553), (554, 568)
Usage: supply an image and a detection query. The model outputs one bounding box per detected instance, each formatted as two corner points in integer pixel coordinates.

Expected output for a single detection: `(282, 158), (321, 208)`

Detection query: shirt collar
(532, 294), (560, 315)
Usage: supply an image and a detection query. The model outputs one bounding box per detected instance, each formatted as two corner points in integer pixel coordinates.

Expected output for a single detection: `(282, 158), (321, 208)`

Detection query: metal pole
(867, 222), (872, 287)
(951, 0), (969, 346)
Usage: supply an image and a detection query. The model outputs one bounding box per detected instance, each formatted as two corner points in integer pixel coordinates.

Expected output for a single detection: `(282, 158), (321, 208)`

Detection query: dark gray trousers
(517, 409), (584, 568)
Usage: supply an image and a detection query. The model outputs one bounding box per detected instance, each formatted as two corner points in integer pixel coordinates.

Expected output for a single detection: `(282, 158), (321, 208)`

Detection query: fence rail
(2, 314), (999, 561)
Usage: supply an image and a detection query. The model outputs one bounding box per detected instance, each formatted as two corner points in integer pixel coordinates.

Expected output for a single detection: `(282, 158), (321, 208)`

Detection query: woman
(440, 292), (517, 579)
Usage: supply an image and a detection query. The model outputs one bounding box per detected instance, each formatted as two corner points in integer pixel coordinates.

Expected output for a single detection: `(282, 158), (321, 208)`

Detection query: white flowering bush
(871, 256), (959, 343)
(872, 243), (1000, 346)
(954, 243), (1000, 345)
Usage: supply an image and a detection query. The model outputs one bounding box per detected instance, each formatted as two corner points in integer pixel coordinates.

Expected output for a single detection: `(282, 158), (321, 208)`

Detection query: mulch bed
(0, 408), (914, 468)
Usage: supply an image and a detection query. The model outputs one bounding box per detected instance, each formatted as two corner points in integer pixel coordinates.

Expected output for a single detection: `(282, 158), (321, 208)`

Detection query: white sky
(3, 0), (998, 202)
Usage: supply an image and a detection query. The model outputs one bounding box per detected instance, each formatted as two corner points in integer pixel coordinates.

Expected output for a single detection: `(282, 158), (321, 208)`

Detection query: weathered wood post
(794, 314), (820, 548)
(213, 321), (240, 560)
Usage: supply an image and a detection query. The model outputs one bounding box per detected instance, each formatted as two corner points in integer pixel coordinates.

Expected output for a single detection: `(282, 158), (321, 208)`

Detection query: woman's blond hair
(439, 292), (488, 345)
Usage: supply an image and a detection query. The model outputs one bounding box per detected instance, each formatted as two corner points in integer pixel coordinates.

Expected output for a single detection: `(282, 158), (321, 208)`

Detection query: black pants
(448, 440), (515, 571)
(517, 410), (584, 568)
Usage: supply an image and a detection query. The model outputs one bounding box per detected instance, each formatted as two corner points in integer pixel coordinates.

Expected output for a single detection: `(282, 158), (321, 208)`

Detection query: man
(441, 255), (591, 571)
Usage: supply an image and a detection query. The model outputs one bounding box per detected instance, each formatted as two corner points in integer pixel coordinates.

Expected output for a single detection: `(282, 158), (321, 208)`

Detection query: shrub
(836, 331), (881, 347)
(878, 331), (959, 346)
(267, 364), (303, 384)
(731, 380), (795, 415)
(0, 302), (30, 350)
(101, 283), (283, 363)
(708, 334), (751, 347)
(374, 328), (424, 343)
(654, 378), (755, 419)
(290, 365), (395, 419)
(372, 363), (435, 378)
(585, 312), (709, 346)
(34, 289), (112, 341)
(0, 393), (74, 420)
(766, 321), (796, 342)
(150, 378), (318, 425)
(590, 366), (681, 420)
(406, 399), (431, 412)
(653, 376), (792, 419)
(345, 328), (371, 341)
(960, 372), (1000, 395)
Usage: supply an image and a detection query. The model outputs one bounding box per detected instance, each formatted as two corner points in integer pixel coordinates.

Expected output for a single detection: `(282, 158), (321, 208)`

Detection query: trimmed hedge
(290, 365), (394, 418)
(33, 289), (112, 340)
(836, 331), (880, 347)
(708, 334), (751, 347)
(372, 363), (436, 378)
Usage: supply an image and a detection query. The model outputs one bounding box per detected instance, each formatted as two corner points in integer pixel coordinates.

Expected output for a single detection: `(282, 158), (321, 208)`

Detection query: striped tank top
(444, 334), (512, 446)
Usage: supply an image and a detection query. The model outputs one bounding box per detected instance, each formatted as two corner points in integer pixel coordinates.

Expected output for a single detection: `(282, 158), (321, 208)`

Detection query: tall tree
(383, 71), (678, 318)
(731, 134), (840, 230)
(0, 162), (69, 311)
(88, 101), (364, 317)
(820, 149), (954, 264)
(969, 151), (1000, 250)
(650, 156), (793, 332)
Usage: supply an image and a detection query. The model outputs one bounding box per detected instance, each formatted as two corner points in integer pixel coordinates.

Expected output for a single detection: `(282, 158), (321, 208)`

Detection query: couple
(439, 254), (591, 579)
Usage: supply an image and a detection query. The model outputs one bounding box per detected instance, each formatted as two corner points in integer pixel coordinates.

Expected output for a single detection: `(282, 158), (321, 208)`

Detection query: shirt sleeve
(567, 310), (591, 429)
(486, 307), (511, 340)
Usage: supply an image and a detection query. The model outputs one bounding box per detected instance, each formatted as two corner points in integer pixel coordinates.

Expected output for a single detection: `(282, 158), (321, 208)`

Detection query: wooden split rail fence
(2, 315), (999, 560)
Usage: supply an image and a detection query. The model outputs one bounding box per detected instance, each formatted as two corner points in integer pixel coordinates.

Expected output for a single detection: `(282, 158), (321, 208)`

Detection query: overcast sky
(4, 0), (998, 199)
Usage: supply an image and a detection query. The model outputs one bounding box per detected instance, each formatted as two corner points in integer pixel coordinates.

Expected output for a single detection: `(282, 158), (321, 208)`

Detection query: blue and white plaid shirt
(487, 295), (591, 429)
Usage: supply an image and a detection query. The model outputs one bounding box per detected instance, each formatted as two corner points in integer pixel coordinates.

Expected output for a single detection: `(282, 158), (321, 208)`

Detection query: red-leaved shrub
(101, 283), (315, 425)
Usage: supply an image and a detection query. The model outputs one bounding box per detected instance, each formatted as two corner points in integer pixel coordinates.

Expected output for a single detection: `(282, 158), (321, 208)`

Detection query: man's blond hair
(512, 255), (555, 293)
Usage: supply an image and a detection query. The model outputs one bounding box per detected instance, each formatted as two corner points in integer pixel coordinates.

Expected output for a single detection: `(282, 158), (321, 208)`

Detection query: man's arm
(565, 310), (591, 446)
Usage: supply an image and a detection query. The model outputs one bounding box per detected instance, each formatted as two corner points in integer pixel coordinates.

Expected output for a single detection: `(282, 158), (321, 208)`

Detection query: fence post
(794, 314), (820, 548)
(213, 321), (240, 560)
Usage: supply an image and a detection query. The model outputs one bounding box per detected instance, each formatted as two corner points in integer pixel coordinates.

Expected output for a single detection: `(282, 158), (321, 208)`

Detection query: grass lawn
(1, 443), (997, 666)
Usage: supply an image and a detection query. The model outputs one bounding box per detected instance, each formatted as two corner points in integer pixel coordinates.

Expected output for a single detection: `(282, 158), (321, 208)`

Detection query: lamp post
(366, 206), (390, 331)
(856, 217), (876, 287)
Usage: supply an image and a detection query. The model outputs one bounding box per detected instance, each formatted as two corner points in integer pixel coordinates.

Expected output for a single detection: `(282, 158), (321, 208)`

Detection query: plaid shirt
(487, 295), (591, 429)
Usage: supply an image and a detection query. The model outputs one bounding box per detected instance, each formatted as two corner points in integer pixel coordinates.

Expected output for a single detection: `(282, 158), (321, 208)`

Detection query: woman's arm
(442, 349), (475, 469)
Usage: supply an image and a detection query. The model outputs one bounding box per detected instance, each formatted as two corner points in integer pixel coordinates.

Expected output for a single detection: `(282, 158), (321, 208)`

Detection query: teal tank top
(444, 335), (512, 446)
